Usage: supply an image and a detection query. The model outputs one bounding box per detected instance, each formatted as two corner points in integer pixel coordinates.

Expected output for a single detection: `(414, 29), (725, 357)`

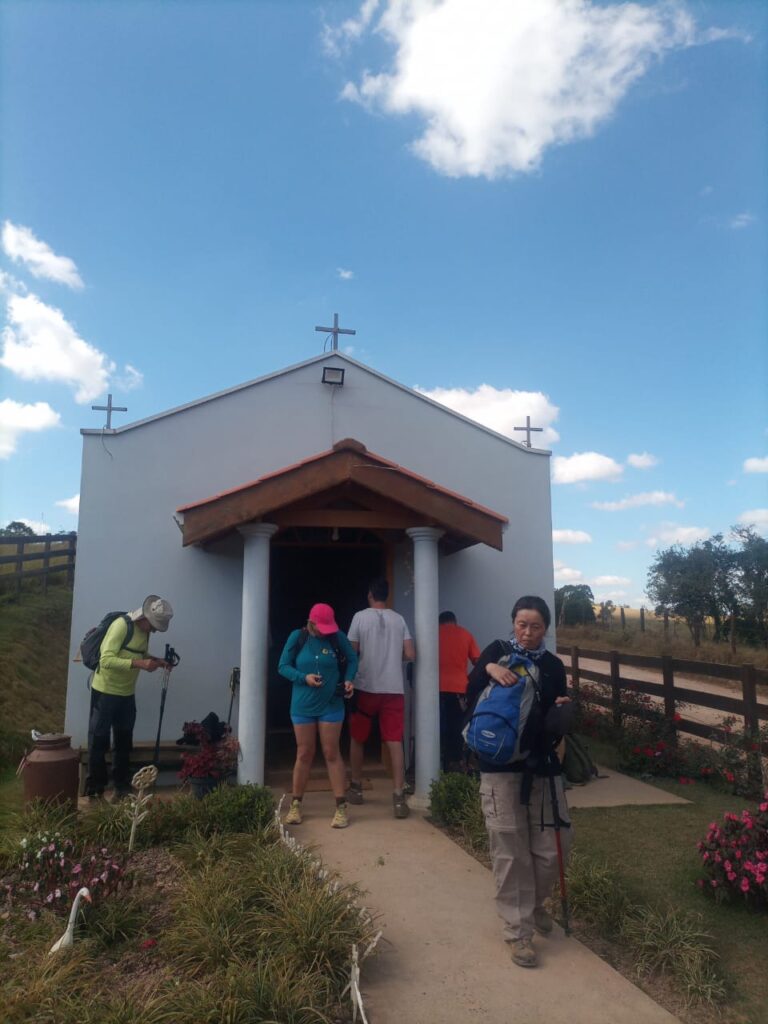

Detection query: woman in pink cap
(278, 603), (358, 828)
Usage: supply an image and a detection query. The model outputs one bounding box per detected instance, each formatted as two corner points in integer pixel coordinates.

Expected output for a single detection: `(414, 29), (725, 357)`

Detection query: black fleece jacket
(465, 642), (568, 776)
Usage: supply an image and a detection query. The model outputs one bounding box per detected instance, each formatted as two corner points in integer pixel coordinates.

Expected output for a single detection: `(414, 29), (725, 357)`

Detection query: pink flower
(711, 880), (719, 887)
(727, 871), (737, 881)
(759, 803), (768, 813)
(72, 864), (82, 875)
(140, 938), (157, 950)
(740, 878), (750, 893)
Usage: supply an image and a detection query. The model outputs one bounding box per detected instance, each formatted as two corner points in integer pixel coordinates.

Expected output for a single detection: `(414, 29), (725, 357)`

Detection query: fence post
(571, 645), (581, 699)
(15, 540), (23, 600)
(620, 606), (626, 631)
(663, 610), (669, 638)
(639, 607), (645, 633)
(661, 655), (677, 745)
(42, 537), (51, 595)
(68, 534), (77, 588)
(610, 651), (622, 730)
(741, 664), (761, 791)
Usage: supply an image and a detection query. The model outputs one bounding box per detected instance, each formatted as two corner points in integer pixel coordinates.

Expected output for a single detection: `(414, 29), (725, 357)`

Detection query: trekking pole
(153, 644), (180, 766)
(546, 764), (571, 936)
(227, 667), (240, 727)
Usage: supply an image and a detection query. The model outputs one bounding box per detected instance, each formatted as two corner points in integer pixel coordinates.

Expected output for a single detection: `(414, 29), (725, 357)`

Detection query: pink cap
(308, 603), (339, 635)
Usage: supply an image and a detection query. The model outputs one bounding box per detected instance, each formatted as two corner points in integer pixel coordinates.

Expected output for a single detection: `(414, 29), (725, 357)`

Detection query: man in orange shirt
(439, 611), (480, 771)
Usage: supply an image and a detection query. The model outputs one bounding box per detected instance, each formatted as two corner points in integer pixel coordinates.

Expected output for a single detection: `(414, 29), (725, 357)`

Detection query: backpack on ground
(79, 612), (134, 671)
(561, 734), (599, 785)
(463, 645), (542, 766)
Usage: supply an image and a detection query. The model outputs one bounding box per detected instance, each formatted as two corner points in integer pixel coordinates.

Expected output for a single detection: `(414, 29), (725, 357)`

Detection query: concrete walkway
(283, 776), (680, 1024)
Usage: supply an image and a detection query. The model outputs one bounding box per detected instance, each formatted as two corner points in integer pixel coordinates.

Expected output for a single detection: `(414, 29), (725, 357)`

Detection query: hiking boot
(285, 799), (303, 825)
(533, 908), (553, 935)
(331, 803), (349, 829)
(508, 937), (537, 968)
(346, 782), (364, 805)
(393, 791), (410, 819)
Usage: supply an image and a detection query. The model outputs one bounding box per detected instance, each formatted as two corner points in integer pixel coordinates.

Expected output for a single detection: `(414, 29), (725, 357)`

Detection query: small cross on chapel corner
(315, 312), (356, 351)
(514, 415), (543, 448)
(91, 393), (127, 431)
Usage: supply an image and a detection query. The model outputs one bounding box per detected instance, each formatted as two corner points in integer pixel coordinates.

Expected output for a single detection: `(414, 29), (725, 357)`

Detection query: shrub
(194, 782), (274, 835)
(178, 721), (239, 782)
(429, 772), (488, 854)
(696, 792), (768, 910)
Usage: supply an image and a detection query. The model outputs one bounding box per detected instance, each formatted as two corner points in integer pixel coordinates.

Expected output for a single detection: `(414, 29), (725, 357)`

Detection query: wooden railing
(558, 644), (768, 785)
(0, 533), (77, 597)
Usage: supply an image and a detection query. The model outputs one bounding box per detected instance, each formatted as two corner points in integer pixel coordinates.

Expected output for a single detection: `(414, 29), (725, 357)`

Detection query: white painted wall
(65, 354), (554, 747)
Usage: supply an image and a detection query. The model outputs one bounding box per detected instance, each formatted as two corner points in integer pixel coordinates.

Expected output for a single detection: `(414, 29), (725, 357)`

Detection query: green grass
(0, 585), (72, 772)
(570, 777), (767, 1022)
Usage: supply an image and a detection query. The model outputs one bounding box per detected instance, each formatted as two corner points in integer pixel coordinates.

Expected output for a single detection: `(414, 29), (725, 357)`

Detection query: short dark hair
(439, 611), (457, 625)
(369, 577), (389, 602)
(511, 595), (551, 630)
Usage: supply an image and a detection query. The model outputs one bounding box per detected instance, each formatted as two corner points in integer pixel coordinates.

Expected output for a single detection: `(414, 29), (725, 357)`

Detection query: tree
(555, 585), (596, 626)
(598, 600), (615, 628)
(646, 543), (723, 647)
(732, 525), (768, 647)
(0, 521), (36, 537)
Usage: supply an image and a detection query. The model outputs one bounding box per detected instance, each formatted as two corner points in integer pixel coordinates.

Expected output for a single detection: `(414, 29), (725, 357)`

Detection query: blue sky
(1, 0), (766, 606)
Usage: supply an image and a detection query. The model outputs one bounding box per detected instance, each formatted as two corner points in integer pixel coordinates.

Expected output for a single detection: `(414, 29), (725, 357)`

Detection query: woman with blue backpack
(464, 595), (573, 969)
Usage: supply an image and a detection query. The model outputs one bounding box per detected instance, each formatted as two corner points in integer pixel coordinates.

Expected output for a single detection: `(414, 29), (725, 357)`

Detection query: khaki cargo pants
(480, 772), (572, 941)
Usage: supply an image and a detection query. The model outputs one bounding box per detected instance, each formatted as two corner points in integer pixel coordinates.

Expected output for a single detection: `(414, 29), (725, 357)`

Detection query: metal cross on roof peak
(514, 416), (543, 448)
(91, 393), (127, 430)
(315, 312), (356, 351)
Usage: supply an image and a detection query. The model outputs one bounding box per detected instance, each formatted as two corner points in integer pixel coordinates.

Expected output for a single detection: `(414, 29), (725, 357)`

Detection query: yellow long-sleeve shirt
(91, 616), (149, 697)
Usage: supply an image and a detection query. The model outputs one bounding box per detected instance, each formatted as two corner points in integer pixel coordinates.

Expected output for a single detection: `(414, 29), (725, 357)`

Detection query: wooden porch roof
(177, 438), (507, 553)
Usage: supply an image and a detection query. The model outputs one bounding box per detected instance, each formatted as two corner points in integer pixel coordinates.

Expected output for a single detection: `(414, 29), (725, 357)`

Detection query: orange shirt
(439, 623), (481, 693)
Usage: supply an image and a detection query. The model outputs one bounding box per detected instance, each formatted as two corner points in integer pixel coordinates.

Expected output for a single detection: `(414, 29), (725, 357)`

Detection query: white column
(406, 527), (443, 809)
(237, 523), (278, 785)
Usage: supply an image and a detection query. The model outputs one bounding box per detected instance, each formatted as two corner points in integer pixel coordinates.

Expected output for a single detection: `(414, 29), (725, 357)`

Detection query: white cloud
(0, 398), (60, 458)
(2, 221), (84, 289)
(699, 185), (714, 197)
(729, 212), (755, 230)
(336, 0), (720, 179)
(646, 524), (711, 547)
(323, 0), (381, 56)
(337, 268), (355, 280)
(592, 490), (683, 511)
(627, 451), (658, 469)
(16, 518), (51, 535)
(737, 509), (768, 535)
(552, 451), (622, 484)
(617, 540), (638, 551)
(55, 494), (80, 516)
(593, 575), (631, 586)
(554, 559), (583, 584)
(744, 456), (768, 474)
(553, 529), (592, 544)
(1, 292), (114, 403)
(594, 589), (628, 602)
(114, 364), (144, 391)
(415, 384), (559, 446)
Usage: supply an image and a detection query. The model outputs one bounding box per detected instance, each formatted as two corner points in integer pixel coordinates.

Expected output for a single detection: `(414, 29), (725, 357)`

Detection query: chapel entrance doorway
(265, 537), (388, 766)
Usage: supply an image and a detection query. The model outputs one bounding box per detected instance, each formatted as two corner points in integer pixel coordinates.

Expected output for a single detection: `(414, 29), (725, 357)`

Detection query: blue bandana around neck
(509, 636), (547, 663)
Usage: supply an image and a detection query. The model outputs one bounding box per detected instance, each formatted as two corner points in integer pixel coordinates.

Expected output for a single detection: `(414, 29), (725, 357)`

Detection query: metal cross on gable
(91, 393), (127, 430)
(514, 415), (543, 448)
(315, 312), (356, 351)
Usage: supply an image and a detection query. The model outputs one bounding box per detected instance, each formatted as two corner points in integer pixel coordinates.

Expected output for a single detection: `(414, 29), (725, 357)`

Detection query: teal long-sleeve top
(278, 629), (358, 719)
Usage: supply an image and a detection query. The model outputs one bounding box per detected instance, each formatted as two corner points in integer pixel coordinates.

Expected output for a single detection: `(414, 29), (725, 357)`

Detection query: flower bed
(697, 793), (768, 911)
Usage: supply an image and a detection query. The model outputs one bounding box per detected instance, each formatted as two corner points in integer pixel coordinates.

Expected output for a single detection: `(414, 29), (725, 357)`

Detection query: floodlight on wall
(322, 366), (345, 386)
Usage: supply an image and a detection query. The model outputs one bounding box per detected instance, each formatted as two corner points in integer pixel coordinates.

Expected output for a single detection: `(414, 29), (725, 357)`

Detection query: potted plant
(178, 719), (239, 798)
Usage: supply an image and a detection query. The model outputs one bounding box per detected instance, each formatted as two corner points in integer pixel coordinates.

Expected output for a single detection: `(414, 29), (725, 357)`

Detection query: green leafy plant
(697, 792), (768, 910)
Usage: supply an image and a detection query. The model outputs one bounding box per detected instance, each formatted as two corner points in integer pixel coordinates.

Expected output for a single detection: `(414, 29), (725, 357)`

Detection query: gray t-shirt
(347, 607), (412, 694)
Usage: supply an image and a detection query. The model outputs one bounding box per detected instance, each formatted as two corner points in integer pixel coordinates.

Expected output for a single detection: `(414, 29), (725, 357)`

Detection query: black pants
(85, 689), (137, 795)
(439, 692), (466, 770)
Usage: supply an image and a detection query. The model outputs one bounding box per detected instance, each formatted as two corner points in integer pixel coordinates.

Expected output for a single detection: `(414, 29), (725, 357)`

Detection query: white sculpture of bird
(49, 886), (92, 954)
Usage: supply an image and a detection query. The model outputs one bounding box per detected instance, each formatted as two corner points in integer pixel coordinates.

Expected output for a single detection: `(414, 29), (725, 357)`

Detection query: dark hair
(369, 577), (389, 602)
(511, 595), (551, 630)
(439, 611), (457, 625)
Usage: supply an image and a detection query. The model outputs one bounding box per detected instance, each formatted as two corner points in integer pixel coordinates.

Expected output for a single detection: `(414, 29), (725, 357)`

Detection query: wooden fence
(0, 533), (77, 596)
(558, 644), (768, 786)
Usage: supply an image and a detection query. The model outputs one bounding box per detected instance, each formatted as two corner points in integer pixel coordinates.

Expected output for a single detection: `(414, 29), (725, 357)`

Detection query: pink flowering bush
(696, 793), (768, 911)
(3, 831), (127, 918)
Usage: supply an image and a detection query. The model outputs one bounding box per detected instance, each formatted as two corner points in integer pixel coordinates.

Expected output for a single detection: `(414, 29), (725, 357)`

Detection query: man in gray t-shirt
(346, 577), (415, 818)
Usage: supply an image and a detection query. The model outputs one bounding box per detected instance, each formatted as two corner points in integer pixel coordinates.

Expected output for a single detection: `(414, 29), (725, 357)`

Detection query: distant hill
(0, 585), (72, 770)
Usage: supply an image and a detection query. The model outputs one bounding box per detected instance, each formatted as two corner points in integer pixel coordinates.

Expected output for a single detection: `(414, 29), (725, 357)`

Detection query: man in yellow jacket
(85, 594), (174, 800)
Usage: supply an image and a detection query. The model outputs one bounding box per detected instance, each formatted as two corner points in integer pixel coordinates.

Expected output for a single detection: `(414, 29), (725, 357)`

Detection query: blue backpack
(463, 646), (541, 766)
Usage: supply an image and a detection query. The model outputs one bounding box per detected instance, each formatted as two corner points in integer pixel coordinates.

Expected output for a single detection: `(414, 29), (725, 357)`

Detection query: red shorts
(349, 692), (404, 743)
